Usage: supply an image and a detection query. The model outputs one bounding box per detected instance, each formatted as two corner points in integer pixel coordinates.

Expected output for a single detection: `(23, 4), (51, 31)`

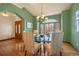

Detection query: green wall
(47, 4), (79, 51)
(48, 12), (71, 42)
(61, 4), (79, 51)
(70, 3), (79, 51)
(22, 8), (36, 31)
(33, 14), (61, 30)
(0, 3), (34, 32)
(62, 10), (71, 42)
(32, 17), (37, 30)
(0, 3), (79, 51)
(48, 14), (61, 22)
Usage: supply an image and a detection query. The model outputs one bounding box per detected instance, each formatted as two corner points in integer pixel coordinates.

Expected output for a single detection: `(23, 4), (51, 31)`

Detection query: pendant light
(36, 3), (48, 22)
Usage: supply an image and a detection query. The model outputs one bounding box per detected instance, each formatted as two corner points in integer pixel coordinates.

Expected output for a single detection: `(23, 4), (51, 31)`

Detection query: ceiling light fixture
(1, 12), (8, 16)
(36, 3), (48, 22)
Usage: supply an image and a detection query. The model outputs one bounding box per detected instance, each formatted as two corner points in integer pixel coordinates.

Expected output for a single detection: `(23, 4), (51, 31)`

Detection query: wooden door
(15, 20), (22, 39)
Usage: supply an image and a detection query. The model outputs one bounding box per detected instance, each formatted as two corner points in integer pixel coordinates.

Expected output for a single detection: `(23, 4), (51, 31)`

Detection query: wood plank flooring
(0, 39), (79, 56)
(62, 42), (79, 56)
(0, 39), (24, 56)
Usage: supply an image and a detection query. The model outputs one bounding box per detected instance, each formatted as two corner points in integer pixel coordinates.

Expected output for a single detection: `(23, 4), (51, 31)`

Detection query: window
(76, 11), (79, 32)
(76, 19), (79, 32)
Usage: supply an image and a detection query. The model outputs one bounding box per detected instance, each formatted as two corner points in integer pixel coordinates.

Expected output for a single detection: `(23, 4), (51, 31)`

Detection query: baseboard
(0, 37), (15, 41)
(63, 41), (70, 43)
(63, 41), (79, 52)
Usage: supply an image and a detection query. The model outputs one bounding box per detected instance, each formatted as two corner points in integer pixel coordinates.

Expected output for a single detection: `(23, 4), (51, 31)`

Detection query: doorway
(0, 12), (24, 55)
(15, 20), (22, 40)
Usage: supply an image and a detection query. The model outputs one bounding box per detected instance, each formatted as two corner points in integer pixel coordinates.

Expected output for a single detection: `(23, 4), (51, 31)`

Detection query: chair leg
(25, 51), (27, 56)
(60, 51), (62, 56)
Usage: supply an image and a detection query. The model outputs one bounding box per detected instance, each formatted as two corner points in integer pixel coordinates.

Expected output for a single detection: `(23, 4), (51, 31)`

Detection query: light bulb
(45, 17), (48, 20)
(36, 16), (40, 19)
(36, 16), (39, 20)
(36, 16), (40, 21)
(41, 15), (45, 19)
(42, 15), (45, 17)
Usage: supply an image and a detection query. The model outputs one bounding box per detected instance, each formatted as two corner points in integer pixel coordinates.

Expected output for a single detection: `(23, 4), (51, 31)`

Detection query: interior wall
(35, 3), (79, 51)
(62, 10), (71, 42)
(29, 4), (71, 44)
(0, 15), (15, 40)
(33, 17), (37, 30)
(70, 3), (79, 51)
(0, 3), (35, 32)
(33, 14), (61, 30)
(48, 13), (71, 42)
(48, 14), (61, 21)
(62, 3), (79, 51)
(48, 14), (61, 29)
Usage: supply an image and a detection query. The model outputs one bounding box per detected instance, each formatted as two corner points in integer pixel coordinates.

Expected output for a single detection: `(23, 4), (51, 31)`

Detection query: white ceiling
(14, 3), (72, 16)
(0, 12), (21, 21)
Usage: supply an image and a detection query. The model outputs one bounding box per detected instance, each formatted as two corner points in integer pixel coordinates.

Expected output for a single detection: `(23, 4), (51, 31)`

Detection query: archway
(0, 3), (29, 32)
(0, 3), (34, 56)
(0, 3), (31, 56)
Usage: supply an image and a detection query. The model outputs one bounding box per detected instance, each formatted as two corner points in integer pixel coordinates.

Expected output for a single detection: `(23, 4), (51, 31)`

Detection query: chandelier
(36, 3), (48, 22)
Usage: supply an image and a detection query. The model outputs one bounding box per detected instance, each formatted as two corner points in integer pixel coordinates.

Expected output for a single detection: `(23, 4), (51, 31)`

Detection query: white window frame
(76, 11), (79, 32)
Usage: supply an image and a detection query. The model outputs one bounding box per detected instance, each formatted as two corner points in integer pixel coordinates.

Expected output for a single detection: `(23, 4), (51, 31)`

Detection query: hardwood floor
(0, 39), (24, 56)
(62, 42), (79, 56)
(0, 39), (79, 56)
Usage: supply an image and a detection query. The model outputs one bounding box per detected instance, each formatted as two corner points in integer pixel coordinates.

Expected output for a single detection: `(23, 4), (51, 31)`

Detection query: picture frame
(26, 22), (32, 29)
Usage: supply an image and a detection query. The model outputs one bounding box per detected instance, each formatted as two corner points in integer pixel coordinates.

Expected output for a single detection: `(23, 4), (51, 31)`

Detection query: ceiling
(14, 3), (72, 16)
(0, 12), (21, 21)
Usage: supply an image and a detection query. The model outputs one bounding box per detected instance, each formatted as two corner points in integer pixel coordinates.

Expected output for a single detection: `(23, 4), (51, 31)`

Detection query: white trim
(76, 11), (79, 32)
